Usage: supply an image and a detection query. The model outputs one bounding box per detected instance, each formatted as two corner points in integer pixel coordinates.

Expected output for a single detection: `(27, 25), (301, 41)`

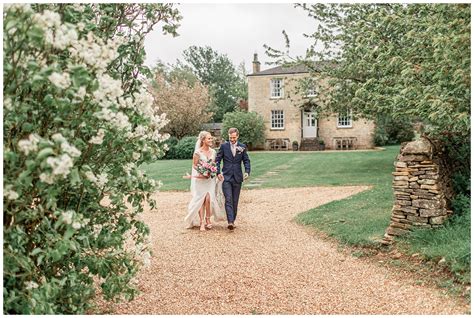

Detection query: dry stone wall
(383, 138), (453, 244)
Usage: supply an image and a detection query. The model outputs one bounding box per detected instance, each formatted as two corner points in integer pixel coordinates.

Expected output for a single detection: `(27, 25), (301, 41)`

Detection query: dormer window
(306, 86), (317, 97)
(270, 78), (284, 98)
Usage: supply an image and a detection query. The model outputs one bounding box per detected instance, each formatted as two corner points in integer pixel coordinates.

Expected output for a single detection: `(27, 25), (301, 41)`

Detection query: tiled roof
(248, 61), (333, 76)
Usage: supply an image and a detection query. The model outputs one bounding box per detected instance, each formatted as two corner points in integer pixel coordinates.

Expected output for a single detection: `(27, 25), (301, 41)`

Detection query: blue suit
(215, 141), (251, 224)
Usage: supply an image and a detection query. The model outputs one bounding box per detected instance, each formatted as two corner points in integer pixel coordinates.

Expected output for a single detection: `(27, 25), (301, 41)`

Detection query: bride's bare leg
(204, 193), (212, 229)
(199, 204), (205, 231)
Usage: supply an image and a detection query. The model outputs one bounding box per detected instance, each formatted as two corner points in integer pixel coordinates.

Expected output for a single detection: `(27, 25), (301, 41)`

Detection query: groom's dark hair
(228, 127), (239, 135)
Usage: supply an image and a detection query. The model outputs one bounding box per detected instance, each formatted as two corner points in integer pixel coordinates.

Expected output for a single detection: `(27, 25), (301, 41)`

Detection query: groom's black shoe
(227, 223), (235, 230)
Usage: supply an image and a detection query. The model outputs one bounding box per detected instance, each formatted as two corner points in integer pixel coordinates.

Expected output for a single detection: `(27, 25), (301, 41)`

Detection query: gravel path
(98, 186), (469, 314)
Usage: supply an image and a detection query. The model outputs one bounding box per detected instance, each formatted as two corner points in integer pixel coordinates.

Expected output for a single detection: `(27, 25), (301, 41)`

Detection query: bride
(184, 131), (226, 231)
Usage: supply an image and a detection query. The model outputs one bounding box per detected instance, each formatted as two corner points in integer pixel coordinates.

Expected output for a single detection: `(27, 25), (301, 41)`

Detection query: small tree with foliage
(222, 111), (265, 149)
(150, 73), (212, 139)
(3, 3), (181, 314)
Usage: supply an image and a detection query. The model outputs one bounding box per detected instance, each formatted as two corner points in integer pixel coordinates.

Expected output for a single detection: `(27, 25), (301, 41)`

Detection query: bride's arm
(192, 153), (199, 171)
(191, 153), (208, 179)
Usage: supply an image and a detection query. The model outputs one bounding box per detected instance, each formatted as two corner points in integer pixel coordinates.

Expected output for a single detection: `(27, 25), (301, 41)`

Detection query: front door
(303, 112), (317, 138)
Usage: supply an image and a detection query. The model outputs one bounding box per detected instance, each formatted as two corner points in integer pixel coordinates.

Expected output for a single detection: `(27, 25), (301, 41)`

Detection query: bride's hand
(182, 172), (192, 179)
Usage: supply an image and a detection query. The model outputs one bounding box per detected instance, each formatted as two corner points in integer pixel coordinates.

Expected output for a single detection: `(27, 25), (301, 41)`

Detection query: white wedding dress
(184, 148), (226, 228)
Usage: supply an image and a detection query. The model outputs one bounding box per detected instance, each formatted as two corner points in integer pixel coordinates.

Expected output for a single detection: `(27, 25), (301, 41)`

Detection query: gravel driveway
(97, 186), (469, 314)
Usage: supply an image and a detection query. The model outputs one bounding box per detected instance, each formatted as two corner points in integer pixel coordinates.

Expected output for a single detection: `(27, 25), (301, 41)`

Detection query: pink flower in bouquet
(196, 159), (217, 178)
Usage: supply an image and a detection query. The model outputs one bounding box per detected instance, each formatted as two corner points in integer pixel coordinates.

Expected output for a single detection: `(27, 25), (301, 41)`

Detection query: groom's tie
(231, 143), (236, 156)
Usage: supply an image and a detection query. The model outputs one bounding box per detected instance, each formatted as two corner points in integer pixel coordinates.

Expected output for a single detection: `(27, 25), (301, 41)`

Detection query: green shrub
(222, 111), (265, 148)
(162, 136), (179, 159)
(3, 4), (180, 314)
(174, 136), (197, 159)
(451, 193), (470, 217)
(374, 114), (415, 146)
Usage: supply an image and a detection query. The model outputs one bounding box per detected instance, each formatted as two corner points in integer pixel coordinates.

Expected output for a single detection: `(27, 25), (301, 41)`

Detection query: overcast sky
(144, 3), (318, 74)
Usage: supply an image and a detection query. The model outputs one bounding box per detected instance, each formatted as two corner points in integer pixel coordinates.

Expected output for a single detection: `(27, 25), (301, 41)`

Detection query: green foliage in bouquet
(3, 4), (181, 314)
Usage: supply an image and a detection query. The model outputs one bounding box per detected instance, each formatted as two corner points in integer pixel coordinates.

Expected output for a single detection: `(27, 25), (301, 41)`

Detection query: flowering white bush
(3, 3), (181, 314)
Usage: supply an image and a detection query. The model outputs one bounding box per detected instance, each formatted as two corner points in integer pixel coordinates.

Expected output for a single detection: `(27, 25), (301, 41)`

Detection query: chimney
(252, 53), (261, 74)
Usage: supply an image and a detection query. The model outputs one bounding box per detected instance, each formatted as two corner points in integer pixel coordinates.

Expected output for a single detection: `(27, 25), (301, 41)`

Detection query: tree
(181, 46), (248, 122)
(151, 59), (200, 87)
(3, 3), (180, 314)
(266, 4), (470, 138)
(222, 111), (265, 149)
(150, 73), (212, 139)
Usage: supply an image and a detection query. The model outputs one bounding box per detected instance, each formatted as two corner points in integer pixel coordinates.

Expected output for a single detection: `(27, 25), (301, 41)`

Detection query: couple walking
(184, 128), (251, 231)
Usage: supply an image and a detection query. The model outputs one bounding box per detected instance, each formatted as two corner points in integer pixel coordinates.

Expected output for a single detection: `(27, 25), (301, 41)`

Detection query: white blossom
(44, 29), (54, 46)
(18, 134), (40, 155)
(39, 173), (54, 184)
(5, 4), (33, 13)
(50, 24), (78, 50)
(72, 222), (82, 230)
(123, 163), (135, 176)
(61, 142), (81, 158)
(48, 72), (71, 89)
(96, 173), (108, 188)
(46, 154), (74, 177)
(52, 133), (81, 158)
(93, 224), (103, 236)
(33, 10), (61, 30)
(132, 152), (141, 160)
(94, 107), (115, 121)
(75, 86), (87, 100)
(148, 130), (163, 142)
(84, 171), (97, 183)
(118, 96), (134, 109)
(132, 88), (154, 117)
(77, 22), (86, 32)
(51, 133), (66, 143)
(89, 129), (105, 145)
(133, 125), (146, 138)
(68, 32), (120, 73)
(72, 3), (85, 13)
(93, 74), (123, 104)
(4, 97), (12, 111)
(4, 189), (19, 200)
(25, 281), (39, 290)
(112, 112), (131, 131)
(62, 210), (74, 225)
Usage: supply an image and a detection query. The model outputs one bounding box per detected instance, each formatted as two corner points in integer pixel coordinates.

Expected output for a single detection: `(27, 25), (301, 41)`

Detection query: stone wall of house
(248, 73), (307, 147)
(318, 116), (375, 150)
(383, 137), (453, 244)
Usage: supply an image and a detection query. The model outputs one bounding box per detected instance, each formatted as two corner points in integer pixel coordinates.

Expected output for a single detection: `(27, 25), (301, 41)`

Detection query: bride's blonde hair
(198, 131), (211, 147)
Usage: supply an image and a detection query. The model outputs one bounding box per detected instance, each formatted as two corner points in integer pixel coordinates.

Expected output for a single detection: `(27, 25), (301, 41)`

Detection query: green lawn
(142, 147), (398, 191)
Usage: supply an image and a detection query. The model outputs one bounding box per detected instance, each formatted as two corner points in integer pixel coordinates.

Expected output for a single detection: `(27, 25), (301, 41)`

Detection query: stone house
(247, 54), (375, 150)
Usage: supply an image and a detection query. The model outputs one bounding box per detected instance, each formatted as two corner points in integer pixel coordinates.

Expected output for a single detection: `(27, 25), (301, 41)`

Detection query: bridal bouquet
(196, 159), (218, 178)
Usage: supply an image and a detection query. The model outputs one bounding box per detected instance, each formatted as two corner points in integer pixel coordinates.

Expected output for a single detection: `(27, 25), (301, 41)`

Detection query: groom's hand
(217, 174), (224, 181)
(244, 173), (249, 180)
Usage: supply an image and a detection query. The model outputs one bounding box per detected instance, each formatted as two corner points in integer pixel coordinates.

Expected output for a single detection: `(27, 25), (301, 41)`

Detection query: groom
(216, 128), (251, 230)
